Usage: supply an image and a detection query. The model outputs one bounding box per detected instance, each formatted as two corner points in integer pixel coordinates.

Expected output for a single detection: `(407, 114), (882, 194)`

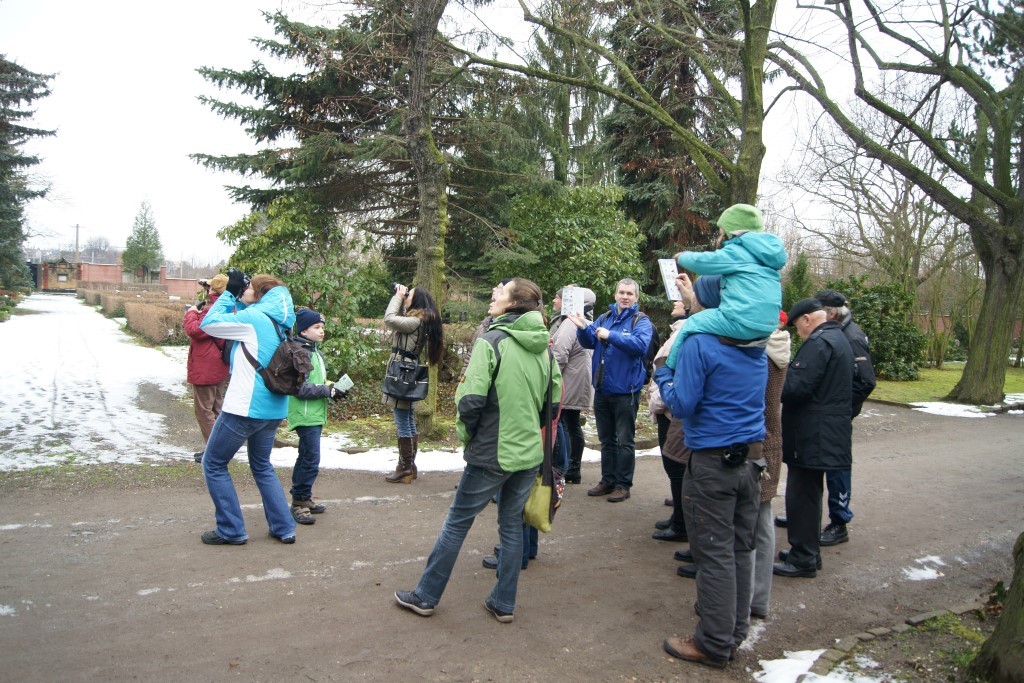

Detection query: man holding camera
(774, 298), (854, 578)
(653, 273), (767, 669)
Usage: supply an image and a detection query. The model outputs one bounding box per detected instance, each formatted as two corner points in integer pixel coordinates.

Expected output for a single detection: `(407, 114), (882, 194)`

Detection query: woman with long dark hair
(382, 283), (443, 483)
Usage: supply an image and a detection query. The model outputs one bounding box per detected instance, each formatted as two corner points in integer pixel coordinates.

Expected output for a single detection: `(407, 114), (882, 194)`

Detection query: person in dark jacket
(816, 289), (875, 546)
(184, 275), (229, 462)
(569, 278), (654, 502)
(774, 298), (854, 578)
(774, 291), (877, 547)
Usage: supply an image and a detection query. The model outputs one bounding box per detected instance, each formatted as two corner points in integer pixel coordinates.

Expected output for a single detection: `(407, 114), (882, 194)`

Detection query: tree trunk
(405, 0), (450, 435)
(729, 0), (776, 204)
(948, 211), (1024, 404)
(969, 531), (1024, 682)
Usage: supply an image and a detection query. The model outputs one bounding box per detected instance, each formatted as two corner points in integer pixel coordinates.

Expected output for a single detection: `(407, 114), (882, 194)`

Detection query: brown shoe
(663, 636), (728, 669)
(587, 482), (614, 496)
(607, 487), (630, 502)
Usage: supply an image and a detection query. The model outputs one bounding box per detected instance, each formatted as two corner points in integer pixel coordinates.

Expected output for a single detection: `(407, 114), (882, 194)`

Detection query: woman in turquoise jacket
(198, 272), (297, 546)
(666, 204), (787, 369)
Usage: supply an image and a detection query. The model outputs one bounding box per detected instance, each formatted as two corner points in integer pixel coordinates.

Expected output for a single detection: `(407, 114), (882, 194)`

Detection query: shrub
(825, 276), (926, 381)
(124, 302), (188, 345)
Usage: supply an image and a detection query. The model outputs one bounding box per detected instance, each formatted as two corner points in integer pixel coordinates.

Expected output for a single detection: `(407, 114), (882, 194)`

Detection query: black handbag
(382, 348), (429, 401)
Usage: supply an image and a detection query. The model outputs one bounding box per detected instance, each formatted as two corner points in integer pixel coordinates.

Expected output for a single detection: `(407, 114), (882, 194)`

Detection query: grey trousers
(750, 500), (775, 617)
(683, 451), (761, 660)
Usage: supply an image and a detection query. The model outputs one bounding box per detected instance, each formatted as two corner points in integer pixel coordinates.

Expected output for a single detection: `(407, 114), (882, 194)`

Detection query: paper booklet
(560, 287), (585, 317)
(335, 374), (354, 392)
(658, 259), (682, 300)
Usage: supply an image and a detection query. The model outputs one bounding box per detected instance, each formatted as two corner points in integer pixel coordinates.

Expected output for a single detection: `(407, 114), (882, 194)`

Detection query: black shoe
(565, 473), (581, 484)
(483, 598), (514, 623)
(652, 528), (688, 542)
(820, 523), (849, 546)
(193, 452), (204, 463)
(674, 549), (694, 563)
(778, 550), (823, 569)
(654, 518), (672, 530)
(773, 561), (816, 578)
(676, 564), (698, 579)
(664, 497), (674, 507)
(395, 590), (435, 616)
(482, 555), (498, 570)
(200, 530), (246, 545)
(271, 533), (296, 544)
(774, 515), (788, 528)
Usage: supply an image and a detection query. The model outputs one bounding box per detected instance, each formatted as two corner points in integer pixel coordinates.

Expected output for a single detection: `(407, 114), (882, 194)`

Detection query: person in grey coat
(549, 285), (596, 483)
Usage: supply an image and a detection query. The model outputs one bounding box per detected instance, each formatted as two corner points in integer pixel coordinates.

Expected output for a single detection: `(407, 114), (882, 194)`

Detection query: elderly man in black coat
(774, 298), (854, 578)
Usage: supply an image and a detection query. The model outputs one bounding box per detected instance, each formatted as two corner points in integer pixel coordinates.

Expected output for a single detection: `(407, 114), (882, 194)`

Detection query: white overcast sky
(2, 0), (833, 267)
(1, 0), (334, 265)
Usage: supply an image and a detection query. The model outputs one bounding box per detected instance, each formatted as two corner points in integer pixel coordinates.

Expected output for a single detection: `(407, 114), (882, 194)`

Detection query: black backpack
(595, 310), (661, 385)
(240, 314), (313, 395)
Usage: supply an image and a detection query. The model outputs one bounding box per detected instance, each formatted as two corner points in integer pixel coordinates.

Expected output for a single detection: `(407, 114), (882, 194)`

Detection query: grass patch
(873, 366), (1024, 404)
(841, 608), (997, 683)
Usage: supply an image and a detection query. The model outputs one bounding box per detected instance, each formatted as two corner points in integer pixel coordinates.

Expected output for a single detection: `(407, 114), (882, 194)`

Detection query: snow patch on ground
(233, 568), (292, 583)
(910, 402), (990, 418)
(753, 649), (889, 683)
(902, 555), (946, 580)
(0, 294), (189, 471)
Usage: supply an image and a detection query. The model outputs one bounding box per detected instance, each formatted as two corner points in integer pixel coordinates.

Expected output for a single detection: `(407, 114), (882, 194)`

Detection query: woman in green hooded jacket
(395, 278), (562, 623)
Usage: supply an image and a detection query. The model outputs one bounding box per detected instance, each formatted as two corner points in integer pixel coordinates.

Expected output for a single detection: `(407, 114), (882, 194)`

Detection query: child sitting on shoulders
(666, 203), (787, 369)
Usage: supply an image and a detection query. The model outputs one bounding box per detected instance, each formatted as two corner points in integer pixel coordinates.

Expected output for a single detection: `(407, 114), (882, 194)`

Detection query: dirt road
(0, 393), (1020, 682)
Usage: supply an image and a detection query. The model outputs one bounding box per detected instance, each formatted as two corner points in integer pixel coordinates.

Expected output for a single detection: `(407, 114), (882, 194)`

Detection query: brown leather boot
(411, 435), (419, 480)
(386, 437), (415, 484)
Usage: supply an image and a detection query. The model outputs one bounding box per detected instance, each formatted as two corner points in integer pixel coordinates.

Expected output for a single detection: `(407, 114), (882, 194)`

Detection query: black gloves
(226, 268), (248, 298)
(331, 386), (348, 401)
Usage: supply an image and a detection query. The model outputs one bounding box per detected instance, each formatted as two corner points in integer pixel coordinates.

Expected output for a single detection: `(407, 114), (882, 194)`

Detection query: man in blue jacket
(568, 278), (653, 503)
(653, 278), (767, 669)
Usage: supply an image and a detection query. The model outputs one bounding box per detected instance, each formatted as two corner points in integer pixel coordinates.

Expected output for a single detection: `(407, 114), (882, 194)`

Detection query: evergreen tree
(782, 251), (814, 313)
(0, 56), (54, 288)
(598, 0), (743, 305)
(122, 202), (163, 281)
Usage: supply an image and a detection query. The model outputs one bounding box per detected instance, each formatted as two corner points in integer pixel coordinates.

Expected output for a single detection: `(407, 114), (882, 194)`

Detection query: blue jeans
(290, 424), (322, 499)
(393, 407), (416, 437)
(203, 412), (296, 542)
(415, 464), (539, 614)
(826, 469), (854, 525)
(554, 419), (570, 472)
(593, 391), (641, 489)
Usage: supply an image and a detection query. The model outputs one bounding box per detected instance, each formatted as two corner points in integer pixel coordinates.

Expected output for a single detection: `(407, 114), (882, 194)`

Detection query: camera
(723, 442), (749, 467)
(393, 282), (403, 291)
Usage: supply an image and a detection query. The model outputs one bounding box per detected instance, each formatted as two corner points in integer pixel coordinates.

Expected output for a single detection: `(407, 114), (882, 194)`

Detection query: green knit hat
(716, 203), (764, 236)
